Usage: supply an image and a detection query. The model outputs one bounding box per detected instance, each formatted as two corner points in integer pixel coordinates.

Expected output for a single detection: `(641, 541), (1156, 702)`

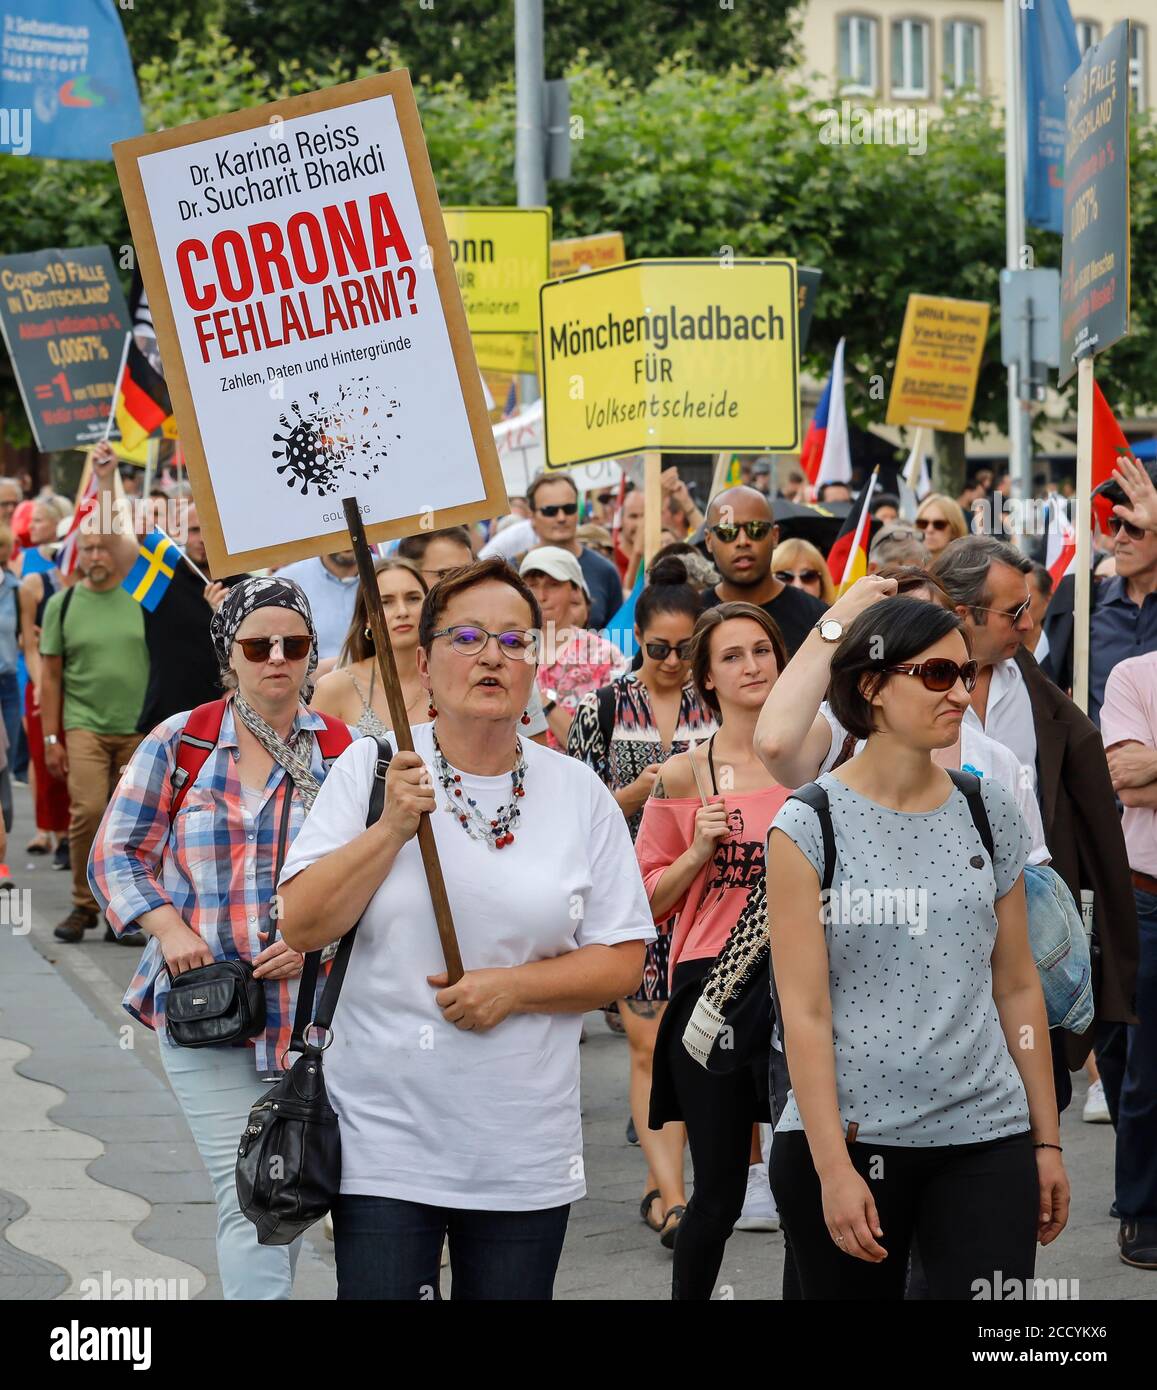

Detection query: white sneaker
(1083, 1078), (1111, 1123)
(734, 1162), (780, 1232)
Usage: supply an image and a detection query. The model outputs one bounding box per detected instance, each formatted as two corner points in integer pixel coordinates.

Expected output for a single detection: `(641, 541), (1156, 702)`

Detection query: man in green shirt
(41, 530), (149, 944)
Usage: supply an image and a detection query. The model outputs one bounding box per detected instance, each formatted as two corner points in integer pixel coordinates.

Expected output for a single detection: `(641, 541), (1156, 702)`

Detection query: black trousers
(770, 1129), (1038, 1300)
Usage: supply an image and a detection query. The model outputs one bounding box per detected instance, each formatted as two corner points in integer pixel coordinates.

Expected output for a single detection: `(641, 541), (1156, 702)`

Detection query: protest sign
(885, 293), (990, 433)
(0, 245), (131, 451)
(474, 230), (624, 374)
(443, 207), (551, 334)
(1059, 20), (1130, 386)
(114, 71), (507, 575)
(540, 259), (800, 470)
(797, 267), (823, 352)
(492, 398), (621, 496)
(550, 232), (625, 278)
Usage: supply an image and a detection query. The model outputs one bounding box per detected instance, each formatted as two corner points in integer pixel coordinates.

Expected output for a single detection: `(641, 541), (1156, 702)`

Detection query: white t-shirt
(279, 723), (655, 1211)
(818, 703), (1050, 866)
(478, 518), (538, 562)
(963, 658), (1038, 797)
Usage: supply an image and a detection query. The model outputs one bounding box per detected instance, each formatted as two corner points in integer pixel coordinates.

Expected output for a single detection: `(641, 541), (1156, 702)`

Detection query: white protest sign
(114, 72), (506, 575)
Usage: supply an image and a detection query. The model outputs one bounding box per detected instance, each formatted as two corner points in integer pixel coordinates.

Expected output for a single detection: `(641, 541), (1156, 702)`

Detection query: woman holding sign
(278, 557), (655, 1300)
(89, 577), (359, 1300)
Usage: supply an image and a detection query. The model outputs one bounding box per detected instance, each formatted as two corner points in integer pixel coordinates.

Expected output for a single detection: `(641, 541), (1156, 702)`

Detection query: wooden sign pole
(342, 497), (464, 983)
(1072, 356), (1094, 713)
(643, 451), (662, 568)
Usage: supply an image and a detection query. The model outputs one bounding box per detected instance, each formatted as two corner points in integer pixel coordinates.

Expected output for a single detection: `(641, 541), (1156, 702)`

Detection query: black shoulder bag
(236, 738), (391, 1245)
(165, 783), (294, 1047)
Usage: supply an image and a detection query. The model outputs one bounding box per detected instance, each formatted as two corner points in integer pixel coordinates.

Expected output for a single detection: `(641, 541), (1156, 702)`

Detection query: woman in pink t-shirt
(635, 602), (790, 1300)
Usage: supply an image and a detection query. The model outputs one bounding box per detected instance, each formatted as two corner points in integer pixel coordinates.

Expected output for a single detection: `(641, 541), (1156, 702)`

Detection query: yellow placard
(885, 293), (991, 433)
(540, 259), (799, 469)
(473, 333), (538, 374)
(550, 232), (625, 279)
(443, 207), (551, 334)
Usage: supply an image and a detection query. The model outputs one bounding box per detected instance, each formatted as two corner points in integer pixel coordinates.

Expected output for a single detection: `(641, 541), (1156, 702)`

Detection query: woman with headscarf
(88, 576), (357, 1300)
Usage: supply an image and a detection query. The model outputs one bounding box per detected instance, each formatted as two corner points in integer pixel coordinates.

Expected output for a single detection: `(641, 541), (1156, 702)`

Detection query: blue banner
(0, 0), (142, 161)
(1023, 0), (1081, 233)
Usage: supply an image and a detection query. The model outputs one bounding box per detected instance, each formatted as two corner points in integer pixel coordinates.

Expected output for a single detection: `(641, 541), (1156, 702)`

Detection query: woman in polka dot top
(767, 597), (1069, 1299)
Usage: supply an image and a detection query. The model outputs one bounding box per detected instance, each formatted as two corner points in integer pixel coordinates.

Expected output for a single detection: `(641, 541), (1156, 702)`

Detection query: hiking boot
(54, 906), (98, 942)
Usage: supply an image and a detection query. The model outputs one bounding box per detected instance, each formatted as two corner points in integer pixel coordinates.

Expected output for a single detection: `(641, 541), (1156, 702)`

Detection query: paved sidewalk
(0, 782), (1142, 1300)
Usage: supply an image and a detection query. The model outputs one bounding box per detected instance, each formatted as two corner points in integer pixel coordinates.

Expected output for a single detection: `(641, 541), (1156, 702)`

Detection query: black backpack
(683, 769), (993, 1073)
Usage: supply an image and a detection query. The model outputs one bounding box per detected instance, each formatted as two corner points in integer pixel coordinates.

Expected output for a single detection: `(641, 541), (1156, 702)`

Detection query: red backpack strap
(314, 712), (354, 764)
(170, 699), (228, 817)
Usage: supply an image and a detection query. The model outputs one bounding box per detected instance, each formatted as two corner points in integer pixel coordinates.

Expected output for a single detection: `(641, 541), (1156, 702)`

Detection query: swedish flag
(122, 530), (179, 612)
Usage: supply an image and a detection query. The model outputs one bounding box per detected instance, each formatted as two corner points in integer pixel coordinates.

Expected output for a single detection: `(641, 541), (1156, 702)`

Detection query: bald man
(701, 486), (828, 656)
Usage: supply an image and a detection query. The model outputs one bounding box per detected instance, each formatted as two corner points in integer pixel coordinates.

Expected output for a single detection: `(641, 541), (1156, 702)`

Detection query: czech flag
(827, 468), (879, 595)
(122, 529), (179, 612)
(800, 337), (851, 494)
(115, 341), (175, 452)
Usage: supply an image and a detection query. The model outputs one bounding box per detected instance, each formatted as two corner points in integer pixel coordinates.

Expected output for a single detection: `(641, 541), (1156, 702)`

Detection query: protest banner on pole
(1061, 21), (1131, 711)
(540, 259), (800, 470)
(643, 452), (662, 567)
(885, 293), (990, 433)
(443, 207), (552, 334)
(0, 246), (132, 452)
(113, 70), (508, 577)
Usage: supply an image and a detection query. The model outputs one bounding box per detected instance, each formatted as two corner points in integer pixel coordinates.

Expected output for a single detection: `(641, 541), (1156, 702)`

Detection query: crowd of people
(14, 437), (1154, 1300)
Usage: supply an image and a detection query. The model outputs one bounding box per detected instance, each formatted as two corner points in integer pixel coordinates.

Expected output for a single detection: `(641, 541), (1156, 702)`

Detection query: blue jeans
(332, 1195), (569, 1300)
(1107, 888), (1157, 1220)
(0, 669), (17, 831)
(159, 1038), (303, 1299)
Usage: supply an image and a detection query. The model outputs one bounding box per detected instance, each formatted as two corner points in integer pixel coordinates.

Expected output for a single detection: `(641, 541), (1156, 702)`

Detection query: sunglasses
(709, 520), (774, 543)
(429, 625), (538, 657)
(235, 635), (312, 662)
(536, 502), (578, 518)
(970, 596), (1032, 625)
(774, 569), (822, 585)
(644, 638), (694, 661)
(915, 517), (950, 532)
(885, 658), (979, 692)
(596, 492), (614, 505)
(1108, 515), (1147, 542)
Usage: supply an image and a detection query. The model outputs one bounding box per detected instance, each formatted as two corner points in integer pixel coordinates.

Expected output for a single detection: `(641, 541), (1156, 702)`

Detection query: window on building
(943, 19), (982, 94)
(1074, 20), (1100, 56)
(1130, 24), (1147, 111)
(892, 18), (931, 98)
(838, 14), (879, 94)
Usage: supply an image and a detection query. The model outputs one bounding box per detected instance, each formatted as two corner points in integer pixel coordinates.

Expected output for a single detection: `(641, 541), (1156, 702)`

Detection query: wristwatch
(815, 618), (844, 644)
(44, 734), (60, 745)
(542, 688), (559, 717)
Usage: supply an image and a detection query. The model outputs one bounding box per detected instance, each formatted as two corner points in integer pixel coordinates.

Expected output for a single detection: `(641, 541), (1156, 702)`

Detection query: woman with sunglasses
(312, 558), (429, 736)
(767, 597), (1068, 1299)
(637, 602), (792, 1298)
(89, 577), (355, 1300)
(771, 538), (836, 605)
(755, 569), (1049, 862)
(568, 556), (716, 1247)
(278, 557), (654, 1299)
(914, 493), (970, 555)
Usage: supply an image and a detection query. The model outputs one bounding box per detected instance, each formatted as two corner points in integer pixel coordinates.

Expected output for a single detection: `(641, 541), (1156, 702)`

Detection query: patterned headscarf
(210, 575), (319, 679)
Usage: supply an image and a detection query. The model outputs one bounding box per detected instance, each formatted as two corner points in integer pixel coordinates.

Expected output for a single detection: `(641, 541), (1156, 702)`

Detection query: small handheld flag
(122, 529), (179, 611)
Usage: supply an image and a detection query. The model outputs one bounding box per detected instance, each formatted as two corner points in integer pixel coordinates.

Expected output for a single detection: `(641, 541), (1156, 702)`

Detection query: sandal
(26, 836), (51, 855)
(659, 1204), (686, 1250)
(640, 1189), (664, 1232)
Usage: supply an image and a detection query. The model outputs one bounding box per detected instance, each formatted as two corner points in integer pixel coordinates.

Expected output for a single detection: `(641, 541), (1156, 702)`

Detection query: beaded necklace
(431, 727), (527, 849)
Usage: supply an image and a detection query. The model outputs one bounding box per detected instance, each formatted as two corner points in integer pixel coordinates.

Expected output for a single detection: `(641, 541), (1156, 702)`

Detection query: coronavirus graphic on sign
(272, 379), (402, 496)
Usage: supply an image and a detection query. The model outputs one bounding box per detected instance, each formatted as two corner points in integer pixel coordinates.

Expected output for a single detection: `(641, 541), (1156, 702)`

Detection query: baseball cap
(1092, 455), (1157, 505)
(519, 545), (590, 596)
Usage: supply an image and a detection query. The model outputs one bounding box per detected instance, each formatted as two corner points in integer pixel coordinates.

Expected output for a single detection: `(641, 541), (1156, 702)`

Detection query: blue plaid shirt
(89, 701), (354, 1074)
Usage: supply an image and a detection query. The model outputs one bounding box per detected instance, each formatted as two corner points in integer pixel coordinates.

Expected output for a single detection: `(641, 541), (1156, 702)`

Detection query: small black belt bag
(236, 738), (391, 1245)
(165, 784), (294, 1048)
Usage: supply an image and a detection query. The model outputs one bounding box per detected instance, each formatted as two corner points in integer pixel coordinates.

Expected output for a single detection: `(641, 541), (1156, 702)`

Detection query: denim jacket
(1024, 863), (1094, 1033)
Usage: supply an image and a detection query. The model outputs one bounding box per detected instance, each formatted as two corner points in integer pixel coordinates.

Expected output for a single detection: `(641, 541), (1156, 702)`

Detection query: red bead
(453, 774), (461, 782)
(454, 788), (462, 796)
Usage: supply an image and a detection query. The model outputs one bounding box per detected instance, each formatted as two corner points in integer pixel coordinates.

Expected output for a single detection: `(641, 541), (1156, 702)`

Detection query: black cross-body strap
(946, 767), (994, 859)
(786, 782), (835, 891)
(290, 738), (392, 1053)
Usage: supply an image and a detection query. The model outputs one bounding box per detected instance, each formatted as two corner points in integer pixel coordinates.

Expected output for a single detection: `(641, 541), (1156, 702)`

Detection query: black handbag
(236, 738), (391, 1245)
(166, 784), (294, 1048)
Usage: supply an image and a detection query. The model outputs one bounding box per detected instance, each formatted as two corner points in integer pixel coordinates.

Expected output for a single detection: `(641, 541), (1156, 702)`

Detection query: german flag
(826, 468), (879, 595)
(115, 339), (174, 451)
